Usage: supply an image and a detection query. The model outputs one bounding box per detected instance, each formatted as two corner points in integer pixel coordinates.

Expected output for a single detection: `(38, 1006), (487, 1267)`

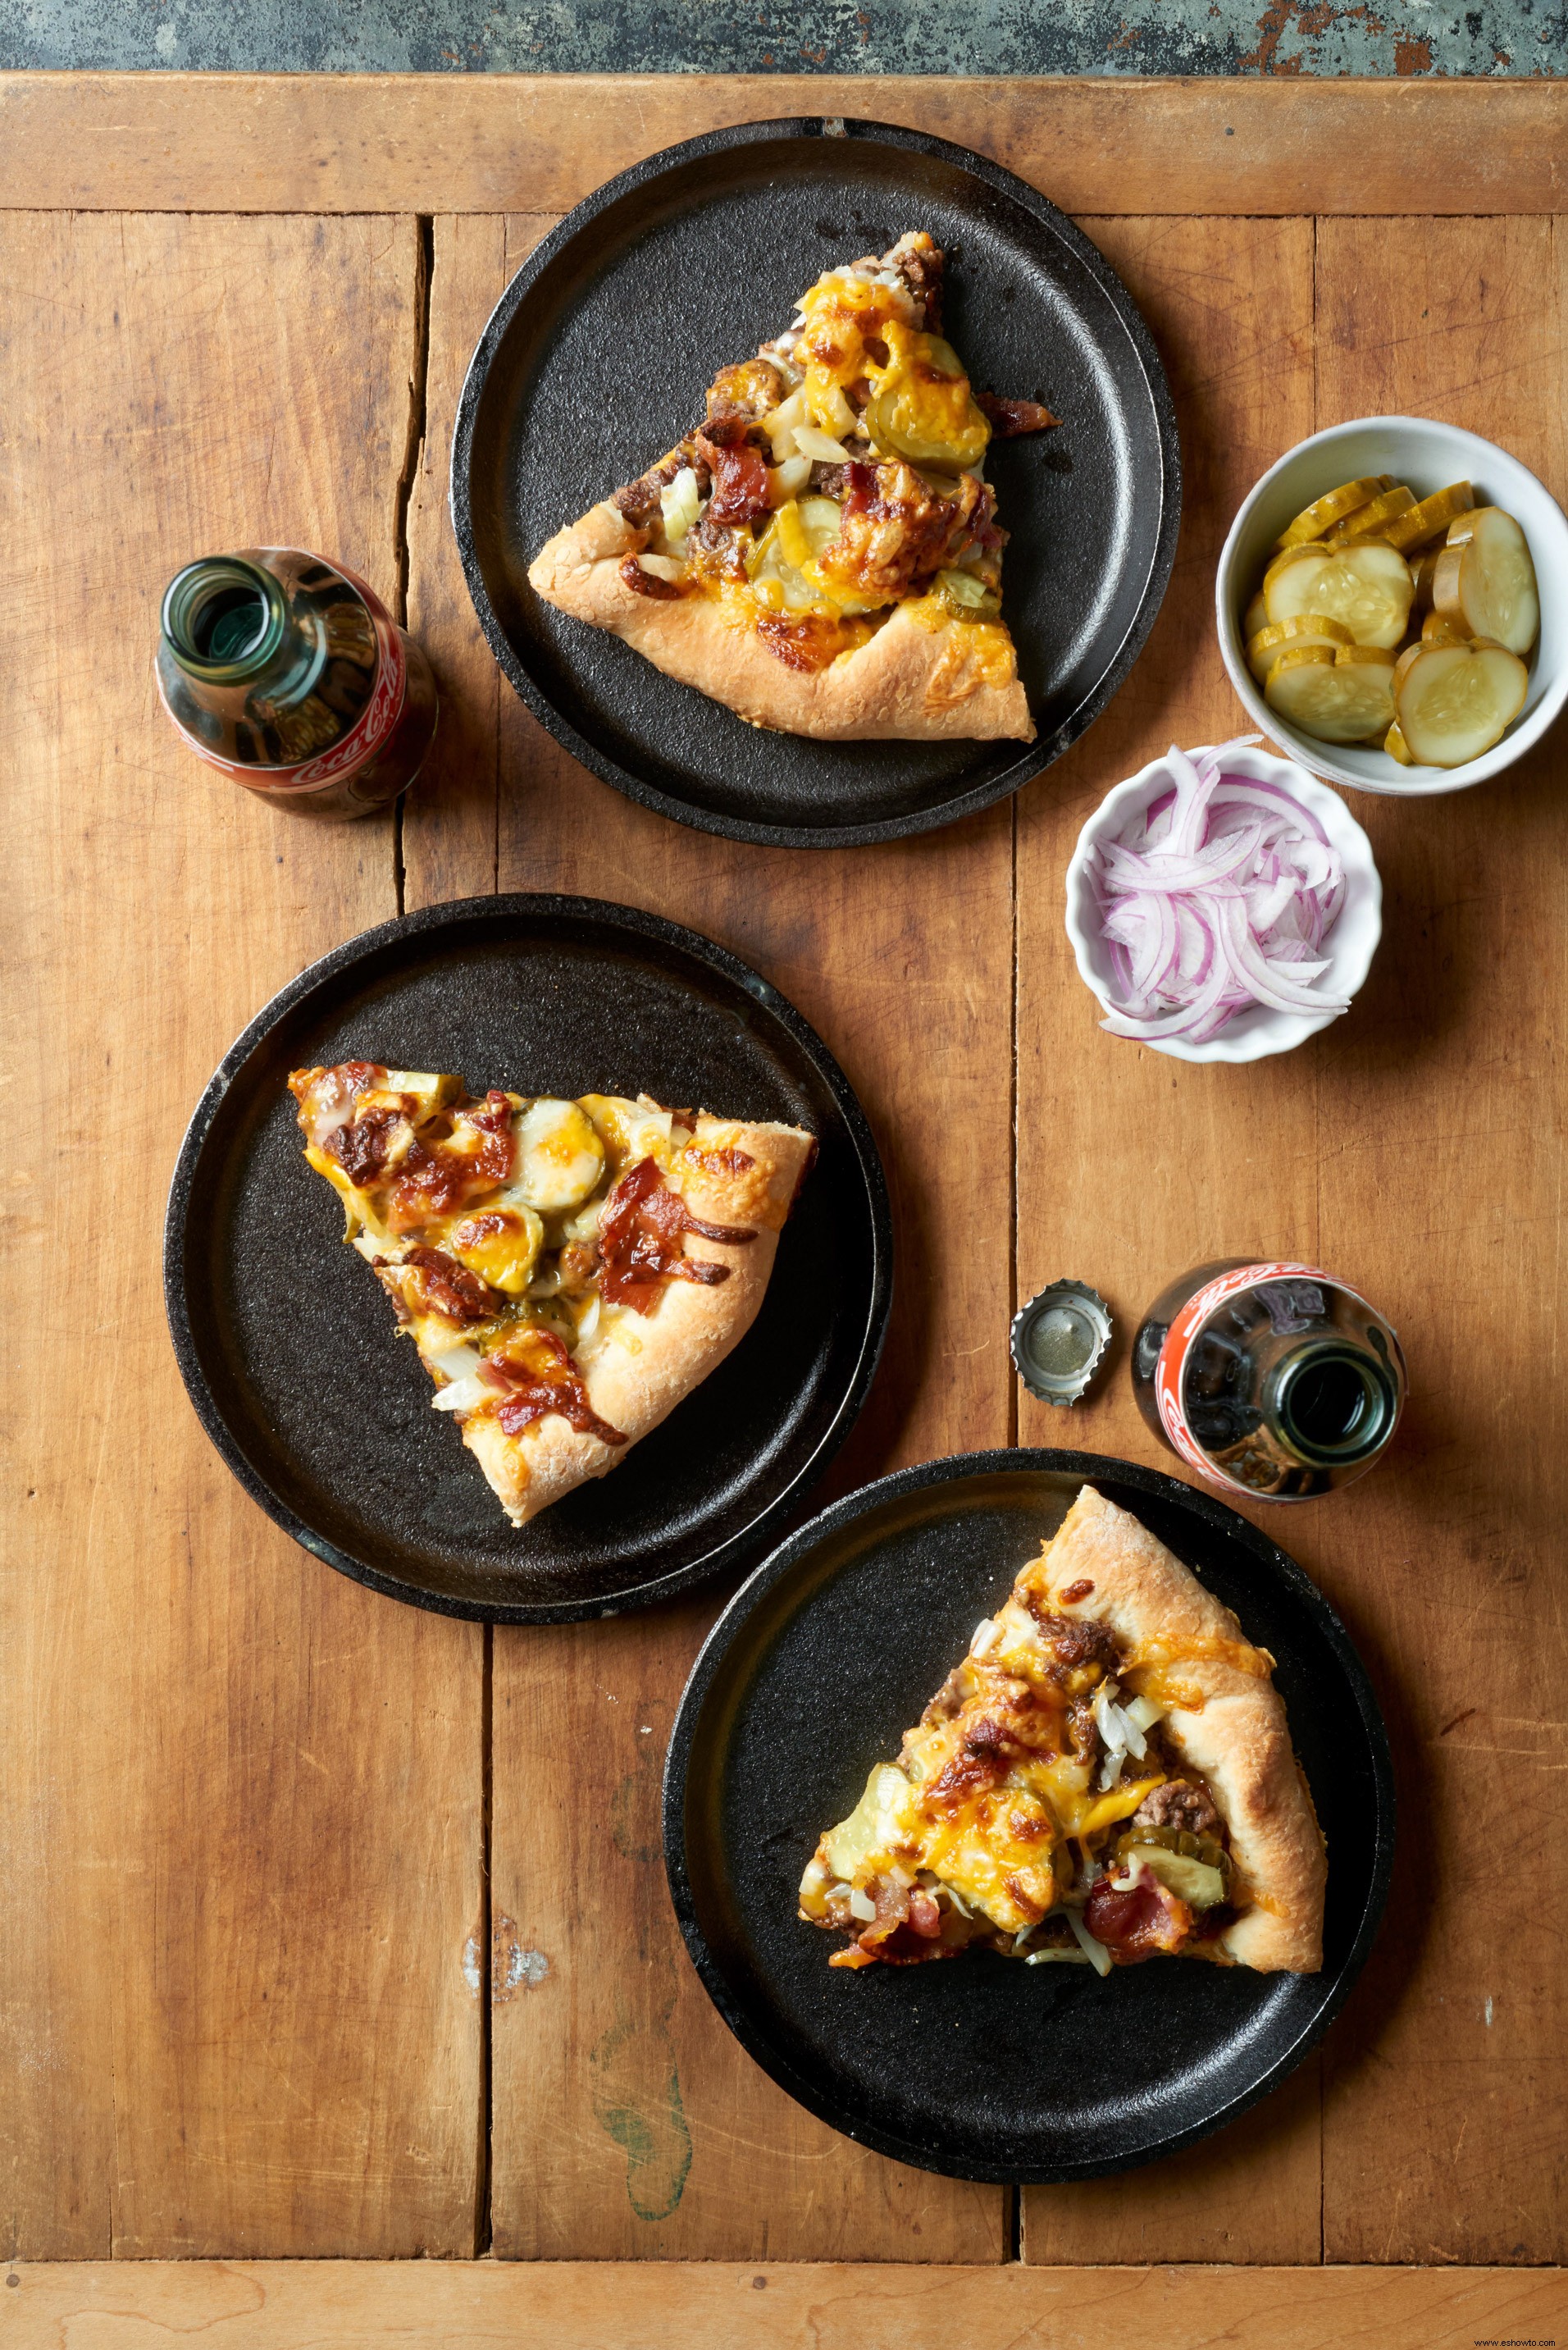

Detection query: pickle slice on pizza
(800, 1485), (1325, 1974)
(528, 231), (1055, 743)
(289, 1062), (815, 1527)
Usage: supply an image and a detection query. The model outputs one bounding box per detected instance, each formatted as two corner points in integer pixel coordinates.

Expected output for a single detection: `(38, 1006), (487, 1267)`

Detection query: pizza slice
(528, 230), (1056, 743)
(800, 1484), (1326, 1974)
(289, 1062), (815, 1526)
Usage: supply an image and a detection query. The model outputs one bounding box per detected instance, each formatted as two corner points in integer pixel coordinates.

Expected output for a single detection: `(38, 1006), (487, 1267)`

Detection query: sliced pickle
(1243, 589), (1269, 643)
(1326, 482), (1416, 544)
(1393, 637), (1529, 767)
(1275, 474), (1393, 549)
(1263, 539), (1332, 595)
(1410, 545), (1444, 614)
(1421, 610), (1468, 647)
(1379, 479), (1474, 553)
(1113, 1827), (1232, 1908)
(1431, 505), (1539, 657)
(1246, 611), (1355, 683)
(1265, 642), (1397, 743)
(1263, 541), (1414, 649)
(1385, 720), (1415, 766)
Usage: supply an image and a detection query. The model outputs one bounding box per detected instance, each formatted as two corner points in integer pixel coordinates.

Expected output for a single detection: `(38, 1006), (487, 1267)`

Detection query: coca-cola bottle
(157, 548), (438, 817)
(1131, 1260), (1406, 1502)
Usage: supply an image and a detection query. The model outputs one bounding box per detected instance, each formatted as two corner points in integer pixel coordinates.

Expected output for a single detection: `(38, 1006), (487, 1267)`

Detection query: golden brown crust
(528, 502), (1034, 743)
(1029, 1485), (1327, 1973)
(459, 1117), (814, 1526)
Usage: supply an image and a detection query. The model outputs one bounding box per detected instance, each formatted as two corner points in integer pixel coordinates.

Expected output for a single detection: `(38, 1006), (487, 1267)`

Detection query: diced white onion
(768, 454), (813, 503)
(1025, 1946), (1092, 1966)
(763, 388), (806, 459)
(793, 424), (850, 463)
(659, 465), (702, 550)
(433, 1373), (490, 1415)
(575, 1294), (600, 1346)
(432, 1345), (483, 1383)
(1126, 1695), (1165, 1734)
(848, 1887), (877, 1923)
(823, 385), (859, 438)
(941, 1883), (972, 1919)
(969, 1617), (1000, 1658)
(1065, 1910), (1114, 1977)
(635, 553), (685, 583)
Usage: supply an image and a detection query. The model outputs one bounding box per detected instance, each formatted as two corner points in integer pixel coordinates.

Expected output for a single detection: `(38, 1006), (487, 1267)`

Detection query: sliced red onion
(1090, 743), (1349, 1043)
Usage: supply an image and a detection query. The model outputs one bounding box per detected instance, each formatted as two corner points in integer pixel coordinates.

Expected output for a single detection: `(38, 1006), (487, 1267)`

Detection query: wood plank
(0, 212), (482, 2258)
(1, 74), (1563, 219)
(1311, 215), (1568, 2268)
(1014, 213), (1323, 2263)
(7, 2261), (1565, 2347)
(403, 212), (1011, 2261)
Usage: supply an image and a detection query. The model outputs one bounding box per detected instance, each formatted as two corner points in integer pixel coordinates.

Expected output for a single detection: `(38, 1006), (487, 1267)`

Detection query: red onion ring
(1092, 740), (1350, 1043)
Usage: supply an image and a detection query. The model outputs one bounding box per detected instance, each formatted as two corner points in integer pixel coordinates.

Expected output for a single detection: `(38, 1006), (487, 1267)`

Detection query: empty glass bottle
(156, 548), (437, 817)
(1132, 1260), (1406, 1502)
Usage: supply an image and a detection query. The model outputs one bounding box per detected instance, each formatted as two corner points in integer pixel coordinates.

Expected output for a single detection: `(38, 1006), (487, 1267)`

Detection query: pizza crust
(1030, 1485), (1327, 1973)
(442, 1116), (812, 1526)
(528, 502), (1034, 743)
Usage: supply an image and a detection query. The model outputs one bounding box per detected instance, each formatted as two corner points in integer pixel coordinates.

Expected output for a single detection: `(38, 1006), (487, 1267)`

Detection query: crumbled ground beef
(1025, 1602), (1122, 1674)
(1133, 1779), (1221, 1838)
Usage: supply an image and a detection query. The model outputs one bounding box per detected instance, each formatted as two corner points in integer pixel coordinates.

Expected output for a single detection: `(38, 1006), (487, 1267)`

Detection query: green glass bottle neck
(162, 557), (294, 681)
(162, 557), (335, 717)
(1265, 1338), (1399, 1468)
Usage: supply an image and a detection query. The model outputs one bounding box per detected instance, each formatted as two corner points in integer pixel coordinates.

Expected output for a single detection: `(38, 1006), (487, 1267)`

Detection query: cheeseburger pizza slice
(289, 1063), (814, 1527)
(528, 230), (1055, 742)
(800, 1485), (1325, 1974)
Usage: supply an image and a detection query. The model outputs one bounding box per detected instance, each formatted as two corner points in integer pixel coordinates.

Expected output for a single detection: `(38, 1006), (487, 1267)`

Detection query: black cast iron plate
(452, 116), (1181, 847)
(164, 894), (891, 1622)
(665, 1451), (1393, 2181)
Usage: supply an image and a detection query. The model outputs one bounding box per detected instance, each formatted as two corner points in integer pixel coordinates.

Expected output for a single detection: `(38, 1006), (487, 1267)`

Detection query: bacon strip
(977, 392), (1060, 437)
(1083, 1873), (1192, 1963)
(378, 1245), (501, 1327)
(480, 1331), (627, 1448)
(700, 436), (772, 527)
(598, 1156), (755, 1314)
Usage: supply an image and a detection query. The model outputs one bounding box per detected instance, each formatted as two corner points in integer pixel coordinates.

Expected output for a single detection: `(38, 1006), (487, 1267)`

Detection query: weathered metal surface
(0, 0), (1560, 76)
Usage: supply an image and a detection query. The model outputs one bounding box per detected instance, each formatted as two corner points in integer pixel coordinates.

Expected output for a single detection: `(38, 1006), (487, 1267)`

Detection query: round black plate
(664, 1450), (1393, 2182)
(164, 894), (891, 1622)
(453, 116), (1181, 848)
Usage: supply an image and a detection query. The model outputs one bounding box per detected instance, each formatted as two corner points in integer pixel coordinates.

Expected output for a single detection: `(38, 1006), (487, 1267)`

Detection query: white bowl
(1215, 415), (1568, 796)
(1064, 742), (1382, 1065)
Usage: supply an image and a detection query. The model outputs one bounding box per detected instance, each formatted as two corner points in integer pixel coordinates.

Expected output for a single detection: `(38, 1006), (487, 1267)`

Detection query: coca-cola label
(157, 564), (406, 793)
(1153, 1260), (1367, 1494)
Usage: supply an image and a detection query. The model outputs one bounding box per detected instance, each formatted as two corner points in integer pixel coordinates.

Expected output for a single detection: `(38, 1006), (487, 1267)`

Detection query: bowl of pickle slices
(1217, 417), (1568, 796)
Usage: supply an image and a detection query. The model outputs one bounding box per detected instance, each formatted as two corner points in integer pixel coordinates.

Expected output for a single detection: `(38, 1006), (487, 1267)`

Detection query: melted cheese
(795, 272), (990, 472)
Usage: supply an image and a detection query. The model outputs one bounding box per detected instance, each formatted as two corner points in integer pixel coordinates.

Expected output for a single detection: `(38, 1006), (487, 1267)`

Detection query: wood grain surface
(5, 2260), (1564, 2347)
(0, 214), (483, 2257)
(2, 75), (1563, 2284)
(0, 74), (1564, 218)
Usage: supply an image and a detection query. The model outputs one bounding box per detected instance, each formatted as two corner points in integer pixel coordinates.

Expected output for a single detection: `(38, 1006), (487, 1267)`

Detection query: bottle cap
(1010, 1281), (1113, 1406)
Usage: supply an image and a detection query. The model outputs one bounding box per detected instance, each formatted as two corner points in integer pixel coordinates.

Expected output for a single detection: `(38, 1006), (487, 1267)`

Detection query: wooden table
(2, 71), (1564, 2348)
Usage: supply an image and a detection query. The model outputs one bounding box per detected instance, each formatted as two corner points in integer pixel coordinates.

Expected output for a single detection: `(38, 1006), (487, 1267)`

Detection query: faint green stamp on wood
(590, 2009), (693, 2220)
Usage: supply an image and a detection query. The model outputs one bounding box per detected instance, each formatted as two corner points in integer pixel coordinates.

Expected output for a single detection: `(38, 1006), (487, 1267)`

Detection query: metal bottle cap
(1010, 1281), (1113, 1406)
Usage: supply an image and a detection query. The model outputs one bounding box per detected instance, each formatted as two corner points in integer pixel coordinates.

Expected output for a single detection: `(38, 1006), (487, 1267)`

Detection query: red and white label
(1153, 1260), (1377, 1494)
(157, 563), (406, 793)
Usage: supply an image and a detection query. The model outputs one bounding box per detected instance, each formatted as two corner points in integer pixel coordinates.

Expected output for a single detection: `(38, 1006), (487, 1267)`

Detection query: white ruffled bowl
(1216, 415), (1568, 797)
(1064, 742), (1382, 1066)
